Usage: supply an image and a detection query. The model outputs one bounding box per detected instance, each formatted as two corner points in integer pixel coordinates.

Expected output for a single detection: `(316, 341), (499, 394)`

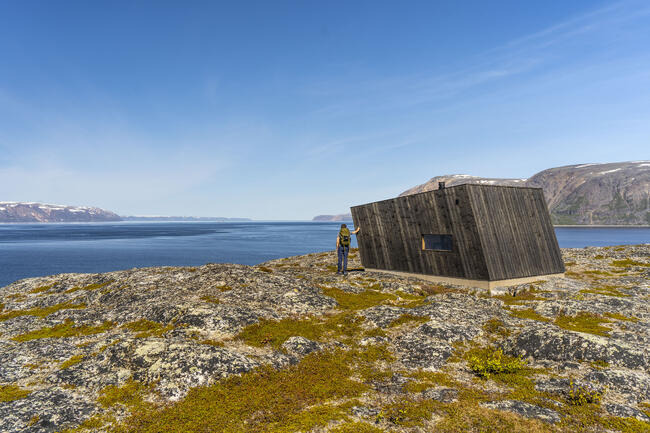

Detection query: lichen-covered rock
(281, 336), (322, 357)
(480, 400), (562, 424)
(1, 245), (648, 432)
(422, 387), (458, 403)
(604, 403), (650, 422)
(0, 388), (95, 433)
(503, 325), (648, 369)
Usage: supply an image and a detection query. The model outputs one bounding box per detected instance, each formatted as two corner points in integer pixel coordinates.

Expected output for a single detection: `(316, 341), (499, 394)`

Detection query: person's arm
(336, 235), (340, 248)
(352, 226), (361, 235)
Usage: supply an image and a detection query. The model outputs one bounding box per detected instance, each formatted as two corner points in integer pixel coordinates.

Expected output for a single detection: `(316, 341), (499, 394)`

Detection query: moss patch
(554, 312), (611, 337)
(65, 280), (113, 294)
(321, 286), (396, 310)
(0, 384), (31, 402)
(604, 312), (639, 322)
(580, 285), (630, 297)
(199, 295), (221, 304)
(11, 319), (114, 342)
(28, 284), (55, 294)
(122, 319), (174, 338)
(98, 379), (149, 409)
(109, 349), (368, 433)
(60, 354), (84, 370)
(389, 313), (429, 327)
(0, 301), (87, 322)
(611, 259), (649, 268)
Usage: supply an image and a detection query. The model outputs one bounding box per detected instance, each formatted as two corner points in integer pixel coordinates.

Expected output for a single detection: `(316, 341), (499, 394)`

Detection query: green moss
(321, 286), (396, 310)
(98, 379), (148, 408)
(199, 295), (221, 304)
(0, 384), (31, 402)
(482, 318), (511, 338)
(611, 259), (649, 268)
(60, 354), (84, 370)
(28, 284), (55, 294)
(554, 312), (611, 337)
(402, 370), (457, 393)
(389, 313), (428, 327)
(590, 360), (610, 370)
(567, 380), (602, 405)
(593, 254), (605, 259)
(507, 308), (551, 323)
(257, 266), (274, 273)
(465, 347), (526, 379)
(237, 316), (325, 348)
(604, 312), (639, 322)
(11, 319), (114, 342)
(215, 284), (232, 292)
(434, 401), (552, 433)
(0, 301), (87, 322)
(65, 280), (113, 294)
(580, 285), (630, 297)
(110, 349), (368, 433)
(329, 421), (384, 433)
(122, 319), (174, 338)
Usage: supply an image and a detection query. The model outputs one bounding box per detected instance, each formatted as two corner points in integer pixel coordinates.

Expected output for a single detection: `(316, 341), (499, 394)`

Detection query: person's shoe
(336, 271), (341, 274)
(343, 272), (348, 276)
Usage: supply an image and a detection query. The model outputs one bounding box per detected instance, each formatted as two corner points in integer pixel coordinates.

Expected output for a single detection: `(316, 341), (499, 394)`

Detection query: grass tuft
(466, 347), (526, 379)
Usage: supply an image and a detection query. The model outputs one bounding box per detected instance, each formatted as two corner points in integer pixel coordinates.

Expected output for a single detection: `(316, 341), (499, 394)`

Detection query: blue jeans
(337, 246), (349, 273)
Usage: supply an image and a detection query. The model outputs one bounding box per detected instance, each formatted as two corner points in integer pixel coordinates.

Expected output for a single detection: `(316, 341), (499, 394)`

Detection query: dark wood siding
(351, 185), (489, 279)
(467, 185), (565, 280)
(351, 184), (564, 281)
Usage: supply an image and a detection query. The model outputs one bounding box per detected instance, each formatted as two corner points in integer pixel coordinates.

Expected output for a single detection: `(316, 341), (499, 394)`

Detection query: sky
(1, 0), (649, 220)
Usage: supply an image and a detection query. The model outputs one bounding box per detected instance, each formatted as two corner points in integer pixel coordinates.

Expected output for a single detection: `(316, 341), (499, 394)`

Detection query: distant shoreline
(554, 224), (650, 228)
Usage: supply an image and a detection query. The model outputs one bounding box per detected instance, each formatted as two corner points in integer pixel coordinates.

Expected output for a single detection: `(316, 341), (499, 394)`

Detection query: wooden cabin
(350, 184), (565, 290)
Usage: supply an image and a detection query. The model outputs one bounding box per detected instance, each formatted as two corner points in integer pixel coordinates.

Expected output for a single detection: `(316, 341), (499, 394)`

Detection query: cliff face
(400, 161), (650, 225)
(1, 246), (649, 432)
(0, 202), (121, 223)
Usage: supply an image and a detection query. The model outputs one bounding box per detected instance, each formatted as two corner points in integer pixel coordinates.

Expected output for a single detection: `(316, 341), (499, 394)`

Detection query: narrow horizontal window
(422, 234), (453, 251)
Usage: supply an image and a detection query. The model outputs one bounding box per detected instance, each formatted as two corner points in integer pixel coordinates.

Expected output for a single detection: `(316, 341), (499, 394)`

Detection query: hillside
(1, 246), (649, 432)
(0, 202), (121, 223)
(400, 161), (650, 225)
(313, 213), (353, 222)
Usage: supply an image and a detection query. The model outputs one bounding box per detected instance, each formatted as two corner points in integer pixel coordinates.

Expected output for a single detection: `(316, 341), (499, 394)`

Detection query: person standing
(336, 223), (360, 275)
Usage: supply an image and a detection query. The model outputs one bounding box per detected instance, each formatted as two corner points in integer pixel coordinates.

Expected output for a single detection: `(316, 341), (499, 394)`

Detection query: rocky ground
(0, 246), (649, 432)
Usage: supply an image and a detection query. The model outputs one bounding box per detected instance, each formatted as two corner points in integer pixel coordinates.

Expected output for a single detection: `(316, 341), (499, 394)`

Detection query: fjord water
(1, 222), (649, 287)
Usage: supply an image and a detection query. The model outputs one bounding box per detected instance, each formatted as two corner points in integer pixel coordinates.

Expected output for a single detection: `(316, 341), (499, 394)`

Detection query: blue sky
(1, 0), (649, 219)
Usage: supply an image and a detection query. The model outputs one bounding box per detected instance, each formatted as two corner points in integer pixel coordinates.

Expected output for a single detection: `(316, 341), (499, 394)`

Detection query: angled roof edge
(351, 183), (543, 210)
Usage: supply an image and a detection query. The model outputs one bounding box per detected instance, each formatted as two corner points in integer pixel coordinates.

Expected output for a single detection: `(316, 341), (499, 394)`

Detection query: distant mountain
(400, 161), (650, 225)
(312, 213), (353, 222)
(121, 216), (251, 222)
(0, 202), (121, 223)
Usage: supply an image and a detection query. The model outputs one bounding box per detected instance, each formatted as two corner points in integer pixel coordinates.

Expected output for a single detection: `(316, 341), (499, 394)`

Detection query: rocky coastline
(1, 245), (649, 432)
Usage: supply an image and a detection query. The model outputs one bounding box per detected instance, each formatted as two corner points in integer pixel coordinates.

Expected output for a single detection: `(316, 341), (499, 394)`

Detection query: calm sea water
(1, 222), (649, 287)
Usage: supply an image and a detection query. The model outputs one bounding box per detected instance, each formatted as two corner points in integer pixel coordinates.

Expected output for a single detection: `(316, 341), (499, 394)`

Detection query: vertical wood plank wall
(468, 185), (565, 280)
(351, 184), (564, 281)
(351, 185), (489, 280)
